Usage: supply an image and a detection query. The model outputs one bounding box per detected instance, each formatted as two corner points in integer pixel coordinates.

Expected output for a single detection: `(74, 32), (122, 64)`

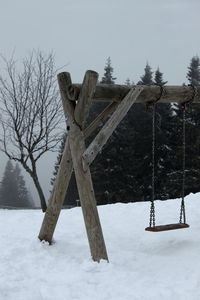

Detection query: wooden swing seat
(145, 223), (190, 232)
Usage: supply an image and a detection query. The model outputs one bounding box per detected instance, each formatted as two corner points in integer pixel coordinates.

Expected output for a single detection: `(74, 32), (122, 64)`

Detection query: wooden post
(69, 121), (108, 262)
(74, 71), (98, 128)
(58, 71), (108, 262)
(38, 71), (143, 262)
(38, 76), (117, 246)
(38, 73), (74, 243)
(38, 138), (73, 243)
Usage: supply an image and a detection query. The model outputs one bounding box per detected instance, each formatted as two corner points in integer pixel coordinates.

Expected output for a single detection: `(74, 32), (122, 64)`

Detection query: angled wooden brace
(82, 86), (144, 170)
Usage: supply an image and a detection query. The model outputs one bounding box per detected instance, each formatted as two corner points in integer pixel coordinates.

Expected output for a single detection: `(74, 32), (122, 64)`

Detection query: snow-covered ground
(0, 193), (200, 300)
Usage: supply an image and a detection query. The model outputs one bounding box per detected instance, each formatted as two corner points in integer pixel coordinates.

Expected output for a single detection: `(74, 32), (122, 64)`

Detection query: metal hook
(146, 85), (164, 111)
(181, 84), (197, 110)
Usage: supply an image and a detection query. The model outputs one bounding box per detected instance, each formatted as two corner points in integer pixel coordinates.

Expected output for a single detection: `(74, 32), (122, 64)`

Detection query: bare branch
(0, 50), (64, 211)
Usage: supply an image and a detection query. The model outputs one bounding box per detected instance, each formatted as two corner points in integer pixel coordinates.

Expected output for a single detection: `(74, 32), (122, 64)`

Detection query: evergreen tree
(0, 160), (16, 207)
(138, 63), (153, 85)
(154, 67), (168, 85)
(48, 60), (200, 207)
(0, 161), (32, 208)
(100, 57), (116, 84)
(184, 56), (200, 195)
(187, 56), (200, 85)
(13, 164), (32, 207)
(125, 78), (131, 86)
(125, 78), (134, 87)
(50, 133), (67, 187)
(50, 133), (78, 207)
(90, 63), (178, 204)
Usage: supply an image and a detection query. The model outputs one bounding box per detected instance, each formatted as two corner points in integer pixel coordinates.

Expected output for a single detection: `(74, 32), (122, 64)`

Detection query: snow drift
(0, 193), (199, 300)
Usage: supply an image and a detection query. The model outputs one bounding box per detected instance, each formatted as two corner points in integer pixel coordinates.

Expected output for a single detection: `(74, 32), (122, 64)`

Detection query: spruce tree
(0, 160), (16, 207)
(187, 56), (200, 86)
(13, 164), (32, 207)
(91, 63), (175, 204)
(184, 55), (200, 195)
(138, 63), (153, 85)
(50, 133), (67, 186)
(50, 133), (78, 207)
(125, 78), (134, 87)
(154, 67), (168, 85)
(100, 57), (116, 84)
(0, 161), (32, 208)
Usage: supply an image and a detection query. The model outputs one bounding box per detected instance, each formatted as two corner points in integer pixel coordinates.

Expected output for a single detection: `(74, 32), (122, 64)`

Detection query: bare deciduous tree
(0, 51), (63, 211)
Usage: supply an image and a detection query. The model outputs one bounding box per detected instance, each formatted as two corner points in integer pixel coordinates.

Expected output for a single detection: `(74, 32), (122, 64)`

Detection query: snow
(0, 193), (200, 300)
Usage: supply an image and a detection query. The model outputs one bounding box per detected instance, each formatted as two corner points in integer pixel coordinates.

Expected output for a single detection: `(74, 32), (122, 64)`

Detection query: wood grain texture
(69, 123), (108, 261)
(70, 84), (200, 103)
(75, 70), (98, 128)
(55, 71), (108, 262)
(38, 72), (74, 243)
(145, 223), (189, 232)
(84, 102), (118, 138)
(38, 138), (73, 243)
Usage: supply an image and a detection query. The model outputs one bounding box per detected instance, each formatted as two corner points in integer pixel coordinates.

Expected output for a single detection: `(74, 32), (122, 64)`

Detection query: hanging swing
(145, 98), (190, 232)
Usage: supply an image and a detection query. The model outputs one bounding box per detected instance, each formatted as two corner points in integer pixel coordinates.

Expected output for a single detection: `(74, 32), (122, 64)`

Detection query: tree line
(51, 55), (200, 206)
(0, 51), (199, 209)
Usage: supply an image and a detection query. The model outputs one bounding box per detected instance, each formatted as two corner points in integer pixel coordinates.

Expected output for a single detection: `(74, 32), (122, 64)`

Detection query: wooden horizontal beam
(69, 84), (200, 104)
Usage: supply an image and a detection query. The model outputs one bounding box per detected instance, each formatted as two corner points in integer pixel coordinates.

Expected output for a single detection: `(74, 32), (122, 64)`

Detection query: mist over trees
(50, 55), (200, 207)
(0, 52), (199, 210)
(0, 160), (33, 208)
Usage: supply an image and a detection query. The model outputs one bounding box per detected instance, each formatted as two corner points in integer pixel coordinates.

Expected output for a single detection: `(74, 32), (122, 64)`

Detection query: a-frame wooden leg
(39, 70), (108, 262)
(38, 72), (74, 243)
(69, 121), (108, 262)
(38, 137), (73, 243)
(62, 71), (108, 262)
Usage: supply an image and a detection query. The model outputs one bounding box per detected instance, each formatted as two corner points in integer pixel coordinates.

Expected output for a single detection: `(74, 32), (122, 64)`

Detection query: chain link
(150, 201), (155, 227)
(147, 86), (164, 228)
(149, 101), (187, 227)
(179, 107), (186, 224)
(149, 104), (156, 227)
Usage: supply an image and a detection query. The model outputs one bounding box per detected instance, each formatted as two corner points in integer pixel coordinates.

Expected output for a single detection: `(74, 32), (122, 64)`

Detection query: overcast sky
(0, 0), (200, 204)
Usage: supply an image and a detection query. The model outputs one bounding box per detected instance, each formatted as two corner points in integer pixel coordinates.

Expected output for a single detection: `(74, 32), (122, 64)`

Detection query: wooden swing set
(38, 70), (200, 262)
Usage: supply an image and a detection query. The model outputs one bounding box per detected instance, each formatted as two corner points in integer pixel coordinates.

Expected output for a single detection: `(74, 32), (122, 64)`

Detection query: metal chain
(179, 106), (186, 224)
(149, 104), (156, 227)
(150, 201), (155, 227)
(178, 85), (197, 223)
(147, 86), (165, 227)
(179, 84), (196, 223)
